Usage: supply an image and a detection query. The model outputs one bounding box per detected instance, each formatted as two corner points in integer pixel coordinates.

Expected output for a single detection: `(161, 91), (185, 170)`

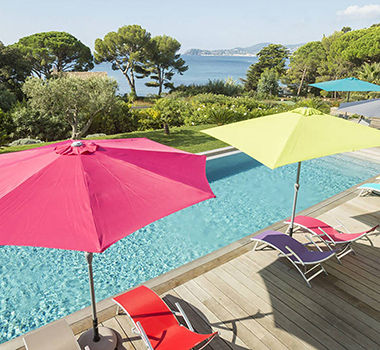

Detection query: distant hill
(185, 43), (304, 56)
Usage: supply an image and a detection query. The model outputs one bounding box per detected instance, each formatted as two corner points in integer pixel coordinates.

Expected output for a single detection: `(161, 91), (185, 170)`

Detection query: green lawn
(0, 124), (228, 155)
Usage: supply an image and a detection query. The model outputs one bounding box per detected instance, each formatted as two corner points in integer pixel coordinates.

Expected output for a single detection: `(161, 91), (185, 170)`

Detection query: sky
(1, 1), (380, 52)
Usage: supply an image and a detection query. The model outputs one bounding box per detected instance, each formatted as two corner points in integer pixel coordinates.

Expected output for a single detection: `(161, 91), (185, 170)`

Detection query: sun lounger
(113, 285), (218, 350)
(358, 183), (380, 196)
(23, 319), (84, 350)
(285, 215), (378, 260)
(251, 230), (336, 287)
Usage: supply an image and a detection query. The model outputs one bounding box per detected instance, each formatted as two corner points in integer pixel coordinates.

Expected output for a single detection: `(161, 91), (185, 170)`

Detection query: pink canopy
(0, 138), (215, 253)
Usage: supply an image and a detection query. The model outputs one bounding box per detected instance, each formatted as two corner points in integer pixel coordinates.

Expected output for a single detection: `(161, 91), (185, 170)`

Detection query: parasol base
(78, 326), (117, 350)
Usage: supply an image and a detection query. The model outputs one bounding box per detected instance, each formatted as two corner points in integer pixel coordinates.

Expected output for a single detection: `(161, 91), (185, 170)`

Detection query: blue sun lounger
(251, 230), (336, 287)
(358, 183), (380, 196)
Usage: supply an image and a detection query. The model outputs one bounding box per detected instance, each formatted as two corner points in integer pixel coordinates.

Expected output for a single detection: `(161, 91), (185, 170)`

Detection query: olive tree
(23, 75), (118, 139)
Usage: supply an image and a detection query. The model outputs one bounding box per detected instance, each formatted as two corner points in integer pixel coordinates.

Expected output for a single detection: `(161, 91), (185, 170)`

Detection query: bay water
(92, 55), (258, 96)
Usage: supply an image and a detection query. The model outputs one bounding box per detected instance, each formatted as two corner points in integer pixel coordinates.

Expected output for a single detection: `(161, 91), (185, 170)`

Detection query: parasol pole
(85, 252), (100, 342)
(288, 162), (301, 237)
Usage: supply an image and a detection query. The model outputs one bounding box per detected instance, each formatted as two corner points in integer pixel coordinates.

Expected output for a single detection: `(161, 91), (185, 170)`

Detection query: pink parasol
(0, 138), (215, 348)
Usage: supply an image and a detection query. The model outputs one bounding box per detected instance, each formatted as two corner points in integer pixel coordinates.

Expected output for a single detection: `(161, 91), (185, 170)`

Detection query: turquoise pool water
(1, 152), (380, 343)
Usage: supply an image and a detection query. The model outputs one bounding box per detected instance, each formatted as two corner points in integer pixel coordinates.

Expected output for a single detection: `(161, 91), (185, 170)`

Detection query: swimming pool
(1, 152), (380, 343)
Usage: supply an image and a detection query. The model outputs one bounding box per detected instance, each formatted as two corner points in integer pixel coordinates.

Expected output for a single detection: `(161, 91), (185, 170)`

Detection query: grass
(0, 124), (228, 155)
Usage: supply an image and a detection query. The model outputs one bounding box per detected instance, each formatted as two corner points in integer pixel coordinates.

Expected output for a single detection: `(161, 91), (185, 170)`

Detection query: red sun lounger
(251, 230), (336, 287)
(285, 215), (378, 261)
(113, 286), (218, 350)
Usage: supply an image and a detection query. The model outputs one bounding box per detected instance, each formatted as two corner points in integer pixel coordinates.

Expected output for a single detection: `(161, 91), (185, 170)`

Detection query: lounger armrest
(175, 302), (195, 332)
(136, 321), (154, 350)
(306, 235), (323, 252)
(317, 227), (335, 244)
(283, 245), (304, 265)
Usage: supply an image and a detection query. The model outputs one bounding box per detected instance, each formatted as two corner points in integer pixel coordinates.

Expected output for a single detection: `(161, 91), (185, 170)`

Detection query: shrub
(8, 138), (42, 146)
(172, 78), (244, 97)
(10, 103), (70, 141)
(87, 100), (138, 135)
(256, 69), (280, 98)
(294, 98), (331, 114)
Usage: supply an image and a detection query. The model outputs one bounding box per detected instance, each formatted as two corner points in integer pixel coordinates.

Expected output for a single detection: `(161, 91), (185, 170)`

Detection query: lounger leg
(253, 241), (259, 252)
(365, 235), (374, 247)
(291, 261), (312, 287)
(320, 264), (328, 276)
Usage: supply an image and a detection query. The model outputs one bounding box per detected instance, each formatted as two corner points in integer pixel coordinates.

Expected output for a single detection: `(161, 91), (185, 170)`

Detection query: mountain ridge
(184, 42), (304, 56)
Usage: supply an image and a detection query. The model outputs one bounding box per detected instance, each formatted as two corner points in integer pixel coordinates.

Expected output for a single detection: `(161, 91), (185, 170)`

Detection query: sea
(92, 55), (258, 96)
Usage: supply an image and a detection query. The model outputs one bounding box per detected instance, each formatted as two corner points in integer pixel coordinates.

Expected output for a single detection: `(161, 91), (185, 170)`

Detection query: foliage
(87, 99), (138, 135)
(8, 138), (42, 146)
(150, 98), (184, 134)
(94, 25), (152, 97)
(257, 69), (279, 98)
(134, 94), (292, 132)
(14, 32), (93, 78)
(244, 44), (289, 91)
(0, 42), (31, 100)
(294, 98), (331, 114)
(10, 102), (70, 141)
(357, 62), (380, 84)
(0, 85), (17, 112)
(0, 109), (15, 146)
(23, 75), (118, 139)
(285, 41), (327, 96)
(145, 35), (188, 96)
(329, 26), (380, 67)
(172, 78), (244, 97)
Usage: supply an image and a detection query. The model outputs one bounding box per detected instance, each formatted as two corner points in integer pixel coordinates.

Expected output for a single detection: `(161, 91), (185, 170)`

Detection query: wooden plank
(249, 246), (380, 332)
(203, 270), (291, 350)
(232, 254), (358, 350)
(175, 281), (250, 349)
(102, 317), (136, 350)
(162, 289), (232, 350)
(247, 249), (380, 348)
(209, 264), (317, 350)
(192, 274), (272, 350)
(114, 313), (146, 350)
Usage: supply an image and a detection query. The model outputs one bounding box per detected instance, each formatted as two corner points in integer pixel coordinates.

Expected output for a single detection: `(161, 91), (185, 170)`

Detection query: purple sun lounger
(251, 230), (336, 287)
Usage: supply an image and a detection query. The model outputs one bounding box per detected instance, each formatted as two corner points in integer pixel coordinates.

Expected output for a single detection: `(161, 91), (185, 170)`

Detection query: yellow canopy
(202, 107), (380, 169)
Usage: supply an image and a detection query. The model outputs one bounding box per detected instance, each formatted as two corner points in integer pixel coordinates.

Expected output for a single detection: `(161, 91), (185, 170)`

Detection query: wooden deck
(89, 183), (380, 349)
(3, 148), (380, 350)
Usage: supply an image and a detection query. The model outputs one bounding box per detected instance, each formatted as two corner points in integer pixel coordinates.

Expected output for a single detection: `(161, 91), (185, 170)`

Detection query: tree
(0, 109), (15, 146)
(244, 44), (289, 91)
(257, 69), (279, 97)
(23, 75), (118, 139)
(341, 27), (352, 33)
(357, 62), (380, 84)
(329, 26), (380, 67)
(145, 35), (188, 96)
(286, 41), (326, 96)
(152, 98), (183, 135)
(14, 32), (93, 78)
(94, 25), (152, 97)
(0, 41), (31, 101)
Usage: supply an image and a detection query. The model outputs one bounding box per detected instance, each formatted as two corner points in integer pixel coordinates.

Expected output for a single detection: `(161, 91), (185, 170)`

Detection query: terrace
(3, 147), (380, 350)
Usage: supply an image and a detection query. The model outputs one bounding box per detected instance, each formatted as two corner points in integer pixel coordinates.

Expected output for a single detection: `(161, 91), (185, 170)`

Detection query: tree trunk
(158, 67), (163, 97)
(297, 67), (307, 96)
(163, 122), (170, 135)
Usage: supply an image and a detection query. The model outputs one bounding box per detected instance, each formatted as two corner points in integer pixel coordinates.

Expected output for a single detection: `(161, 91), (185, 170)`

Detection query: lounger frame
(251, 237), (332, 287)
(113, 289), (217, 350)
(288, 220), (374, 262)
